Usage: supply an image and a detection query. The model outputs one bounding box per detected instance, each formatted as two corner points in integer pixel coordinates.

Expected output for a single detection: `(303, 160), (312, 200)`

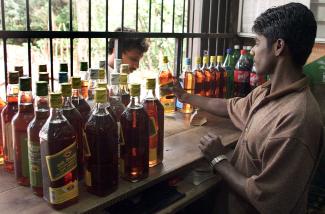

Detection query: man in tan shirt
(169, 3), (323, 213)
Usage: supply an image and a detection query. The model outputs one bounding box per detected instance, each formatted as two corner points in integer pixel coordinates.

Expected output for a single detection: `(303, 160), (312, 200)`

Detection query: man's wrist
(210, 154), (228, 173)
(181, 92), (190, 102)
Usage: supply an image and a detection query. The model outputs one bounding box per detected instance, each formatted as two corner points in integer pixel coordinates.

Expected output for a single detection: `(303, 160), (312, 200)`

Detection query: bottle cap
(99, 60), (106, 69)
(39, 72), (49, 82)
(80, 61), (88, 71)
(110, 73), (120, 85)
(203, 56), (209, 64)
(71, 77), (81, 89)
(39, 64), (47, 73)
(60, 63), (68, 72)
(61, 83), (72, 97)
(240, 49), (247, 55)
(163, 56), (169, 63)
(195, 57), (201, 65)
(210, 56), (216, 63)
(50, 92), (62, 108)
(120, 64), (129, 74)
(59, 72), (68, 84)
(19, 76), (32, 91)
(246, 46), (252, 51)
(119, 73), (128, 84)
(226, 48), (233, 54)
(98, 68), (105, 80)
(130, 83), (140, 97)
(234, 45), (240, 50)
(97, 82), (108, 89)
(36, 81), (48, 96)
(95, 88), (107, 103)
(14, 66), (24, 77)
(217, 55), (224, 63)
(8, 71), (19, 84)
(184, 58), (191, 65)
(146, 78), (156, 90)
(89, 68), (99, 80)
(114, 59), (122, 72)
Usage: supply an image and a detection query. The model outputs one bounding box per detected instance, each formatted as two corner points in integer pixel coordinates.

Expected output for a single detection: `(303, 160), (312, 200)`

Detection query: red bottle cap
(240, 49), (247, 55)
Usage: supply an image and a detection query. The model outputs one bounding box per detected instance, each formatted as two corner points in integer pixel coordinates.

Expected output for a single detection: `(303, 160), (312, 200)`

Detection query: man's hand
(198, 132), (226, 162)
(160, 78), (188, 103)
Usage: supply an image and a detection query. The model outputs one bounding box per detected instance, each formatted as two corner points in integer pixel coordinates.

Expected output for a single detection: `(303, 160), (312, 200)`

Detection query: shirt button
(245, 128), (248, 132)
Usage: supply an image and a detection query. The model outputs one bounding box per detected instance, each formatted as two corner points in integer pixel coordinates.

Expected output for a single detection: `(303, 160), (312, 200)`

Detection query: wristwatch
(210, 154), (228, 173)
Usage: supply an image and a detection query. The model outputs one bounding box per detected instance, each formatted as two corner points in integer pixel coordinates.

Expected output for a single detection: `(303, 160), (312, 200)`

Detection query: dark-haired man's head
(251, 3), (316, 74)
(108, 27), (149, 72)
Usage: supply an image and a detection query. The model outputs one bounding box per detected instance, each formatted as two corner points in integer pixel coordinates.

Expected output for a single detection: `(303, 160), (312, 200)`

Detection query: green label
(21, 136), (29, 178)
(46, 142), (77, 182)
(28, 142), (42, 187)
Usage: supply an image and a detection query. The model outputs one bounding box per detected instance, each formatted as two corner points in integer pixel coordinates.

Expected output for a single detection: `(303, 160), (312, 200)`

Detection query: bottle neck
(129, 95), (141, 108)
(35, 96), (49, 118)
(72, 88), (84, 99)
(110, 84), (121, 96)
(62, 96), (74, 109)
(195, 63), (201, 70)
(210, 62), (216, 67)
(145, 88), (156, 99)
(18, 90), (33, 105)
(50, 107), (65, 121)
(161, 62), (169, 71)
(120, 84), (129, 93)
(7, 83), (19, 97)
(94, 102), (109, 115)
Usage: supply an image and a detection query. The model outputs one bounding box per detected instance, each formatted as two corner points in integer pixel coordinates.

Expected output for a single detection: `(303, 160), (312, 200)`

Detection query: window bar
(26, 0), (32, 78)
(215, 0), (221, 55)
(190, 0), (195, 61)
(161, 0), (164, 32)
(49, 0), (54, 91)
(175, 38), (183, 78)
(121, 0), (125, 31)
(136, 0), (139, 32)
(223, 0), (230, 55)
(88, 0), (91, 67)
(105, 0), (109, 82)
(69, 0), (73, 77)
(186, 0), (189, 57)
(208, 0), (213, 55)
(172, 0), (175, 33)
(149, 0), (152, 32)
(1, 0), (8, 90)
(182, 0), (185, 33)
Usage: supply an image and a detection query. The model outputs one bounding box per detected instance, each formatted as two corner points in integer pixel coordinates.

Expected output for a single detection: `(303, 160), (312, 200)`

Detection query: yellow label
(130, 84), (140, 96)
(61, 83), (72, 97)
(95, 88), (107, 103)
(71, 77), (81, 89)
(50, 93), (62, 108)
(195, 57), (202, 64)
(149, 148), (157, 164)
(49, 180), (78, 205)
(85, 169), (91, 187)
(119, 74), (128, 84)
(203, 56), (209, 64)
(98, 68), (105, 79)
(146, 78), (156, 89)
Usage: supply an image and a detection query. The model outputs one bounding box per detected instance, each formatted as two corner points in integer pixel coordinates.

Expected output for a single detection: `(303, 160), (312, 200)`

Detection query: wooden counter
(0, 112), (240, 214)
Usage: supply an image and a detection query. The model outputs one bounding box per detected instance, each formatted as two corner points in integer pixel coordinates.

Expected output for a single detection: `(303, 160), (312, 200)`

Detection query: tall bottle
(159, 56), (175, 113)
(79, 62), (89, 99)
(142, 78), (164, 166)
(223, 48), (235, 98)
(0, 97), (6, 165)
(40, 92), (78, 209)
(2, 71), (19, 173)
(180, 58), (195, 114)
(109, 73), (126, 121)
(12, 77), (34, 186)
(61, 83), (85, 180)
(120, 73), (130, 106)
(208, 56), (217, 98)
(87, 68), (99, 107)
(203, 56), (214, 97)
(250, 65), (266, 91)
(85, 88), (118, 196)
(215, 56), (227, 98)
(71, 77), (91, 123)
(234, 49), (252, 97)
(120, 84), (149, 182)
(232, 45), (240, 65)
(28, 81), (49, 196)
(194, 57), (205, 96)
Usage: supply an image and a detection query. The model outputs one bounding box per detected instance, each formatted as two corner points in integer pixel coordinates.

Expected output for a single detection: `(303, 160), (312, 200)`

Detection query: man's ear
(273, 39), (285, 57)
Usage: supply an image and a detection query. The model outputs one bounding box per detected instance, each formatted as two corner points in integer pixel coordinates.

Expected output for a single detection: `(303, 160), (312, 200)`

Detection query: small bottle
(87, 68), (99, 106)
(1, 71), (19, 173)
(223, 48), (235, 98)
(215, 56), (227, 98)
(120, 84), (149, 182)
(61, 83), (85, 180)
(109, 73), (126, 121)
(28, 81), (49, 196)
(40, 92), (78, 209)
(159, 56), (175, 113)
(194, 57), (205, 96)
(120, 73), (130, 106)
(234, 49), (252, 97)
(85, 88), (118, 196)
(71, 77), (91, 123)
(142, 78), (164, 166)
(79, 61), (89, 99)
(179, 58), (195, 113)
(12, 76), (34, 186)
(202, 55), (214, 97)
(232, 45), (240, 65)
(208, 56), (217, 97)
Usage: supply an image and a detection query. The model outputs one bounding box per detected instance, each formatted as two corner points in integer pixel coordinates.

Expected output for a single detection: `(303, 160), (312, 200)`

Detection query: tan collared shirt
(227, 77), (323, 214)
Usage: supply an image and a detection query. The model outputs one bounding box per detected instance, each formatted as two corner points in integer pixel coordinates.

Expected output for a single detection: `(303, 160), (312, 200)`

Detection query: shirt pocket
(242, 139), (262, 173)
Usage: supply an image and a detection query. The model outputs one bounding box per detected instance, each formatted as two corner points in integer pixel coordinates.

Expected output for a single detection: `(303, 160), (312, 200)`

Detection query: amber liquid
(85, 110), (118, 196)
(203, 67), (215, 97)
(209, 66), (217, 98)
(81, 80), (89, 100)
(159, 70), (175, 113)
(12, 103), (34, 186)
(215, 64), (227, 98)
(143, 98), (164, 167)
(194, 69), (205, 96)
(1, 96), (18, 173)
(120, 106), (149, 182)
(0, 99), (6, 165)
(62, 107), (85, 180)
(72, 95), (91, 123)
(28, 109), (49, 196)
(40, 121), (78, 209)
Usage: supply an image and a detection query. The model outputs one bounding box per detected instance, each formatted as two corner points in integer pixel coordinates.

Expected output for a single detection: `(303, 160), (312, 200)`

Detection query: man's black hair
(252, 3), (317, 66)
(108, 27), (149, 55)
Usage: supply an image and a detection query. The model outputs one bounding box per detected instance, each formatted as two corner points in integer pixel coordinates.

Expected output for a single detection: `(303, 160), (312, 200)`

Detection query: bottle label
(250, 72), (258, 87)
(234, 70), (250, 83)
(49, 180), (78, 205)
(46, 142), (77, 182)
(85, 169), (91, 187)
(28, 142), (42, 187)
(4, 123), (14, 162)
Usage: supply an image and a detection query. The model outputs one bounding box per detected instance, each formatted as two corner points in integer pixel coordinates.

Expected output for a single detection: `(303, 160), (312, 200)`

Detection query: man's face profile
(122, 49), (144, 73)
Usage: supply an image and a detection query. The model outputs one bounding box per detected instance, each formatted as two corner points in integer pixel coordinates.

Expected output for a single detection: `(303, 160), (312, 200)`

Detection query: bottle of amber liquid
(1, 71), (19, 173)
(179, 58), (195, 113)
(202, 56), (213, 97)
(209, 56), (218, 98)
(28, 81), (49, 196)
(120, 84), (149, 182)
(61, 83), (85, 180)
(85, 88), (118, 196)
(109, 73), (126, 121)
(215, 56), (227, 98)
(40, 92), (78, 209)
(142, 78), (164, 166)
(71, 77), (91, 123)
(159, 56), (175, 113)
(194, 57), (205, 96)
(120, 73), (130, 106)
(12, 77), (34, 186)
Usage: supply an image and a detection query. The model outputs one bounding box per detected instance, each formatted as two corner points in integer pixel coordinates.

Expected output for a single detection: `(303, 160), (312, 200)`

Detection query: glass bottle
(87, 68), (99, 107)
(71, 77), (91, 123)
(79, 61), (89, 99)
(194, 57), (205, 96)
(2, 71), (19, 173)
(85, 88), (118, 196)
(28, 81), (49, 196)
(120, 73), (130, 106)
(223, 48), (235, 98)
(40, 92), (78, 209)
(114, 59), (122, 73)
(159, 56), (175, 113)
(61, 83), (85, 180)
(208, 56), (217, 98)
(215, 56), (227, 98)
(179, 58), (195, 114)
(234, 49), (252, 97)
(12, 77), (34, 186)
(109, 73), (126, 121)
(0, 97), (6, 165)
(202, 56), (213, 97)
(98, 68), (106, 83)
(232, 45), (240, 65)
(120, 84), (149, 182)
(142, 78), (164, 166)
(120, 64), (130, 74)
